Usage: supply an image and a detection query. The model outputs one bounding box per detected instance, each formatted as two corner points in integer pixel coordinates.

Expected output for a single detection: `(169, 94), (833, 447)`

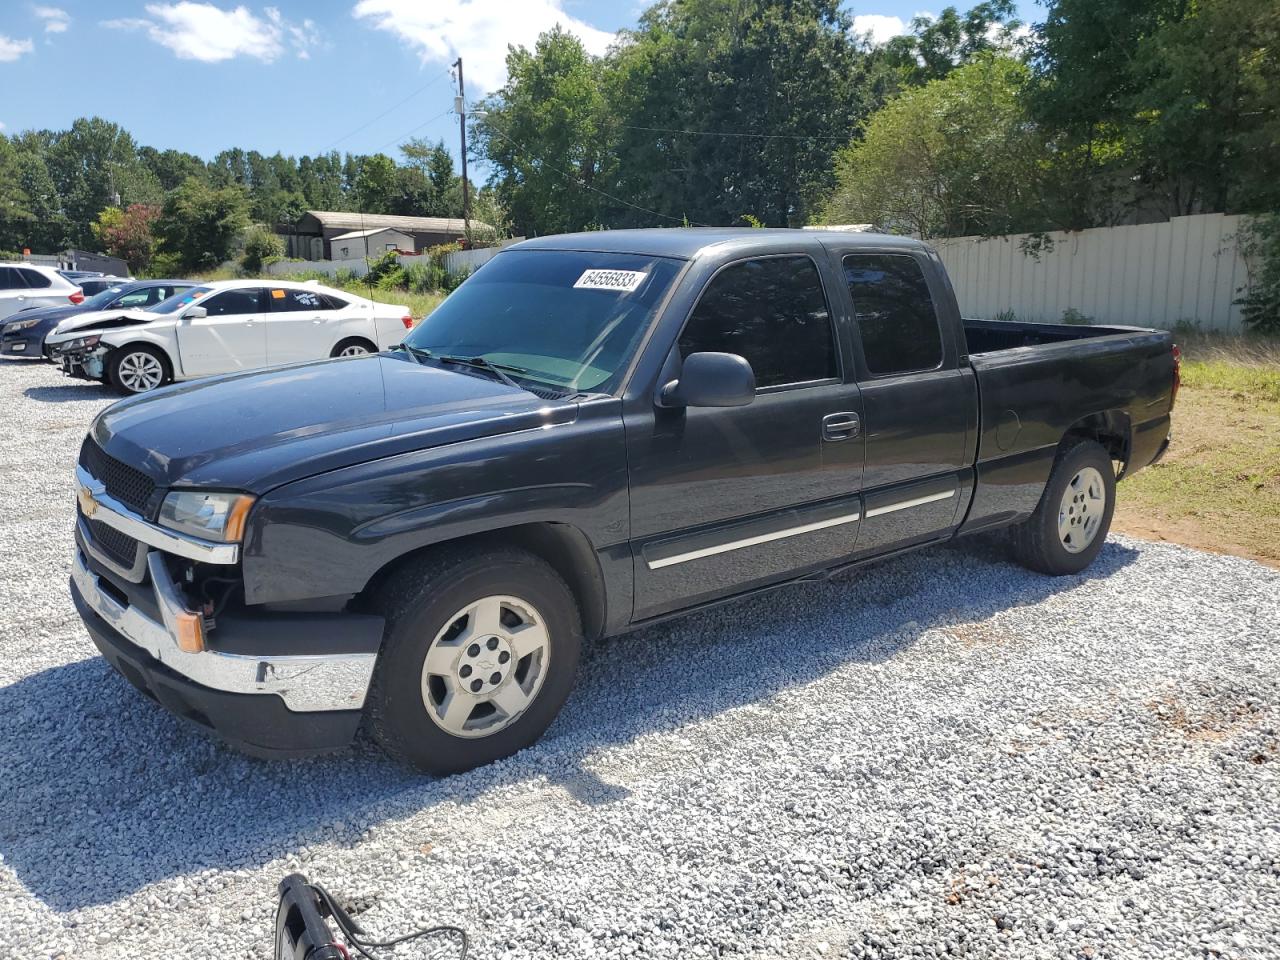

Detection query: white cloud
(352, 0), (616, 94)
(33, 6), (71, 34)
(851, 14), (907, 45)
(102, 3), (318, 62)
(0, 34), (35, 60)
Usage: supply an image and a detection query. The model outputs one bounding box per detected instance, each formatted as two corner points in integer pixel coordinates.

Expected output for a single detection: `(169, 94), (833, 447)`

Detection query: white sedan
(46, 279), (413, 394)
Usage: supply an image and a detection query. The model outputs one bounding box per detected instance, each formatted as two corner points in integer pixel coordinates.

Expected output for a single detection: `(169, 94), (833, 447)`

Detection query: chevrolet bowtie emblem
(78, 485), (99, 518)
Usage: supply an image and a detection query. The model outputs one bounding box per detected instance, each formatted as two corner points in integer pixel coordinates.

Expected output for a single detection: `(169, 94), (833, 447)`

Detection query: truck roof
(510, 227), (927, 260)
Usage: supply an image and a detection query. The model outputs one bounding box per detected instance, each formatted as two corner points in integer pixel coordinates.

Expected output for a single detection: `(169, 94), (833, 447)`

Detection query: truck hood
(49, 308), (159, 339)
(88, 351), (575, 493)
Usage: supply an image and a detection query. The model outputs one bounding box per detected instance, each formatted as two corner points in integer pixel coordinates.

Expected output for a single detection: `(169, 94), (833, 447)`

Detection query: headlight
(63, 334), (102, 352)
(4, 317), (40, 333)
(158, 490), (256, 543)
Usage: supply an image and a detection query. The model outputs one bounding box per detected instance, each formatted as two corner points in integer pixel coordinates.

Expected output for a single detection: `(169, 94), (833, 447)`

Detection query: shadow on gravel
(0, 537), (1139, 911)
(23, 383), (112, 403)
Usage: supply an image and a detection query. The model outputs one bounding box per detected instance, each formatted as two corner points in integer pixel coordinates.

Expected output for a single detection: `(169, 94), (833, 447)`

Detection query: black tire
(330, 337), (377, 358)
(367, 545), (582, 774)
(1011, 438), (1117, 575)
(107, 343), (172, 395)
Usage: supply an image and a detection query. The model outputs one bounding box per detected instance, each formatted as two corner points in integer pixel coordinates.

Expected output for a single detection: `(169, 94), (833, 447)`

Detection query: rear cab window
(679, 256), (838, 389)
(843, 254), (944, 377)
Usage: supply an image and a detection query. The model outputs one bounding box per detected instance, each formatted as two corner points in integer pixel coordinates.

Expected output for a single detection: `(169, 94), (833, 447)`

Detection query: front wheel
(108, 344), (172, 395)
(367, 546), (582, 774)
(1011, 438), (1117, 575)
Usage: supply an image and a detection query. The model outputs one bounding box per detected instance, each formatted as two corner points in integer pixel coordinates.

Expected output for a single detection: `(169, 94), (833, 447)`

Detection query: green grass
(1115, 333), (1280, 566)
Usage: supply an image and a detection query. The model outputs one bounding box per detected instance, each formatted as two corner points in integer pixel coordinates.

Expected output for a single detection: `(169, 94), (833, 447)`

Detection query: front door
(176, 287), (268, 377)
(625, 254), (865, 621)
(834, 251), (977, 553)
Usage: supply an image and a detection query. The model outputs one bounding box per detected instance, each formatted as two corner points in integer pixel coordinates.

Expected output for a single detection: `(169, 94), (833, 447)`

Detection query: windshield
(150, 286), (213, 315)
(404, 249), (683, 394)
(82, 286), (128, 309)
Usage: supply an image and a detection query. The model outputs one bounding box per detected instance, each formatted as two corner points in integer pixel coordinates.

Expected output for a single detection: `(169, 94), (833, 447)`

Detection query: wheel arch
(356, 521), (608, 642)
(1059, 409), (1131, 475)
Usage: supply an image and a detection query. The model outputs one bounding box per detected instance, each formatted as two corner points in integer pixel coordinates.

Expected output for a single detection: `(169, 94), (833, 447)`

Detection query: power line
(614, 122), (851, 141)
(372, 107), (456, 154)
(322, 67), (454, 153)
(481, 120), (711, 227)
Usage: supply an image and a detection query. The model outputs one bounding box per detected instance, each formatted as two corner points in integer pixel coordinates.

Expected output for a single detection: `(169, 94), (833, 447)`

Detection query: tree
(155, 177), (250, 270)
(240, 224), (285, 273)
(869, 2), (1024, 90)
(45, 117), (161, 247)
(0, 136), (35, 251)
(821, 56), (1047, 238)
(353, 153), (397, 213)
(474, 27), (611, 235)
(92, 203), (160, 273)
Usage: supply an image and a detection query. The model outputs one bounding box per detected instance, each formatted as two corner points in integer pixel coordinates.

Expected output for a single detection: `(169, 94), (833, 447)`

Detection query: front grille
(86, 516), (140, 568)
(79, 437), (156, 514)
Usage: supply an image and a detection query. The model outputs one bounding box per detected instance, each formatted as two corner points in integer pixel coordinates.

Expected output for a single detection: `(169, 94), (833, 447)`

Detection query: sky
(1, 0), (1037, 173)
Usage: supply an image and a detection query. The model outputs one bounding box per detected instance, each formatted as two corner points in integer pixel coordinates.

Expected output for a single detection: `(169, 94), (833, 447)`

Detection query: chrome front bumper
(72, 543), (377, 714)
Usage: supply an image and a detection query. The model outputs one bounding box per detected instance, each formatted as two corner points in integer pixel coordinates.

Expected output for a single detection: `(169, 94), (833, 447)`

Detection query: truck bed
(962, 317), (1145, 354)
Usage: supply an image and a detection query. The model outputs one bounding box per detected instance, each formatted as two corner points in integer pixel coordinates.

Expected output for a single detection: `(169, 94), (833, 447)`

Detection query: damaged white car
(46, 279), (414, 394)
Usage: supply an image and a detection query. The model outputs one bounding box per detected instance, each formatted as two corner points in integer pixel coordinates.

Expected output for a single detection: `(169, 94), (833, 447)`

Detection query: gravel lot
(1, 357), (1278, 960)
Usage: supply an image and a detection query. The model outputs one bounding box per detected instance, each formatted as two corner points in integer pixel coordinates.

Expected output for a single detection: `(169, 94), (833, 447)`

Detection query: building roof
(329, 227), (411, 242)
(303, 211), (483, 234)
(512, 227), (923, 260)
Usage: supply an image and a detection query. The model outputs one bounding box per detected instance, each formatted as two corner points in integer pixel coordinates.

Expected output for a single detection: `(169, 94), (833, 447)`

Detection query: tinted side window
(269, 288), (335, 312)
(679, 256), (836, 388)
(844, 254), (943, 376)
(0, 268), (22, 290)
(202, 289), (262, 316)
(18, 268), (52, 289)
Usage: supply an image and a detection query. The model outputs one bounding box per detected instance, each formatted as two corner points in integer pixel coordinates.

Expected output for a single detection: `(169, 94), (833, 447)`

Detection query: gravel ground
(1, 357), (1278, 960)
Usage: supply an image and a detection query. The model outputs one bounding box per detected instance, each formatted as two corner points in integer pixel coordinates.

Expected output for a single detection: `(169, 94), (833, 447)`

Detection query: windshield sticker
(573, 269), (648, 293)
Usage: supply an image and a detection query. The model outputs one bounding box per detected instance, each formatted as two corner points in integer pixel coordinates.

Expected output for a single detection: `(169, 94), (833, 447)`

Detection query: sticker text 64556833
(573, 269), (648, 293)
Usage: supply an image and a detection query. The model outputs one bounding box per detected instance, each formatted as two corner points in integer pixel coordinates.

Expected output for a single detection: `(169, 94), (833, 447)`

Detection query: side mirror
(184, 306), (207, 320)
(658, 351), (755, 408)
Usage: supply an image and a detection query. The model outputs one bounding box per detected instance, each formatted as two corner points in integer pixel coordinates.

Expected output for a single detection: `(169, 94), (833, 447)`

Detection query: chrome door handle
(822, 412), (861, 441)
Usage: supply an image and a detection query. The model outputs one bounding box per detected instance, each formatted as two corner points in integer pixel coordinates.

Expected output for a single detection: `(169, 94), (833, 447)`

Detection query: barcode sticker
(573, 269), (648, 292)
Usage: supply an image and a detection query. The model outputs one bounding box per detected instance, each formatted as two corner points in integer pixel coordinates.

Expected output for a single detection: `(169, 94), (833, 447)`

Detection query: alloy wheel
(118, 351), (164, 392)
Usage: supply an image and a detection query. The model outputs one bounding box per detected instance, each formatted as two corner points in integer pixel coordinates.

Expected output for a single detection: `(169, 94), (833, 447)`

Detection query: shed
(328, 227), (415, 261)
(279, 211), (484, 260)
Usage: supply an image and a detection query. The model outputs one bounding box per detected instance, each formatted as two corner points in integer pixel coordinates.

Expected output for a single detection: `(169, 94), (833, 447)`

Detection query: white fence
(932, 213), (1253, 333)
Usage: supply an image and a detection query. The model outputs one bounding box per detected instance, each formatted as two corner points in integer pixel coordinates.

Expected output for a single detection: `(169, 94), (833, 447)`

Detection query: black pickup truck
(68, 229), (1178, 772)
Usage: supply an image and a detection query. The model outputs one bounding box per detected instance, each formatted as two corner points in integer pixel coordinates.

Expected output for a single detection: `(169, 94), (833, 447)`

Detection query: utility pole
(453, 57), (470, 242)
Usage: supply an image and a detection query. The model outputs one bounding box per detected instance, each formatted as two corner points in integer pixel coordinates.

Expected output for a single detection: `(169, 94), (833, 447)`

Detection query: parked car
(66, 229), (1177, 772)
(69, 275), (133, 298)
(1, 279), (195, 360)
(48, 279), (413, 394)
(0, 264), (85, 321)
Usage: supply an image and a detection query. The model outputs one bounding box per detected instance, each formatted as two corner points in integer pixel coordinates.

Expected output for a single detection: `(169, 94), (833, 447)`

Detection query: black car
(1, 279), (194, 359)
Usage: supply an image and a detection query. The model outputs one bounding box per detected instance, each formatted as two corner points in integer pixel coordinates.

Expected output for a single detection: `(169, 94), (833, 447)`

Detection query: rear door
(175, 287), (268, 376)
(0, 267), (28, 320)
(827, 248), (977, 554)
(624, 254), (865, 620)
(264, 287), (343, 364)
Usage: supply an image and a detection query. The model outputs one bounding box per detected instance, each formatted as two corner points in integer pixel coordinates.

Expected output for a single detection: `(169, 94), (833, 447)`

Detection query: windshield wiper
(435, 354), (527, 389)
(394, 343), (434, 365)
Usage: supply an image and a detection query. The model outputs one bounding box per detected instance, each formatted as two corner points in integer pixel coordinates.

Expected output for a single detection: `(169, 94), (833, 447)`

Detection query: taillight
(1170, 343), (1182, 408)
(401, 315), (414, 330)
(68, 291), (84, 305)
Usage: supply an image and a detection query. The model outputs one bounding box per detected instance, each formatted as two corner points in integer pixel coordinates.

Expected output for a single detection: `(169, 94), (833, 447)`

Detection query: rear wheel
(330, 337), (377, 358)
(108, 344), (171, 395)
(1011, 438), (1116, 575)
(367, 546), (582, 774)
